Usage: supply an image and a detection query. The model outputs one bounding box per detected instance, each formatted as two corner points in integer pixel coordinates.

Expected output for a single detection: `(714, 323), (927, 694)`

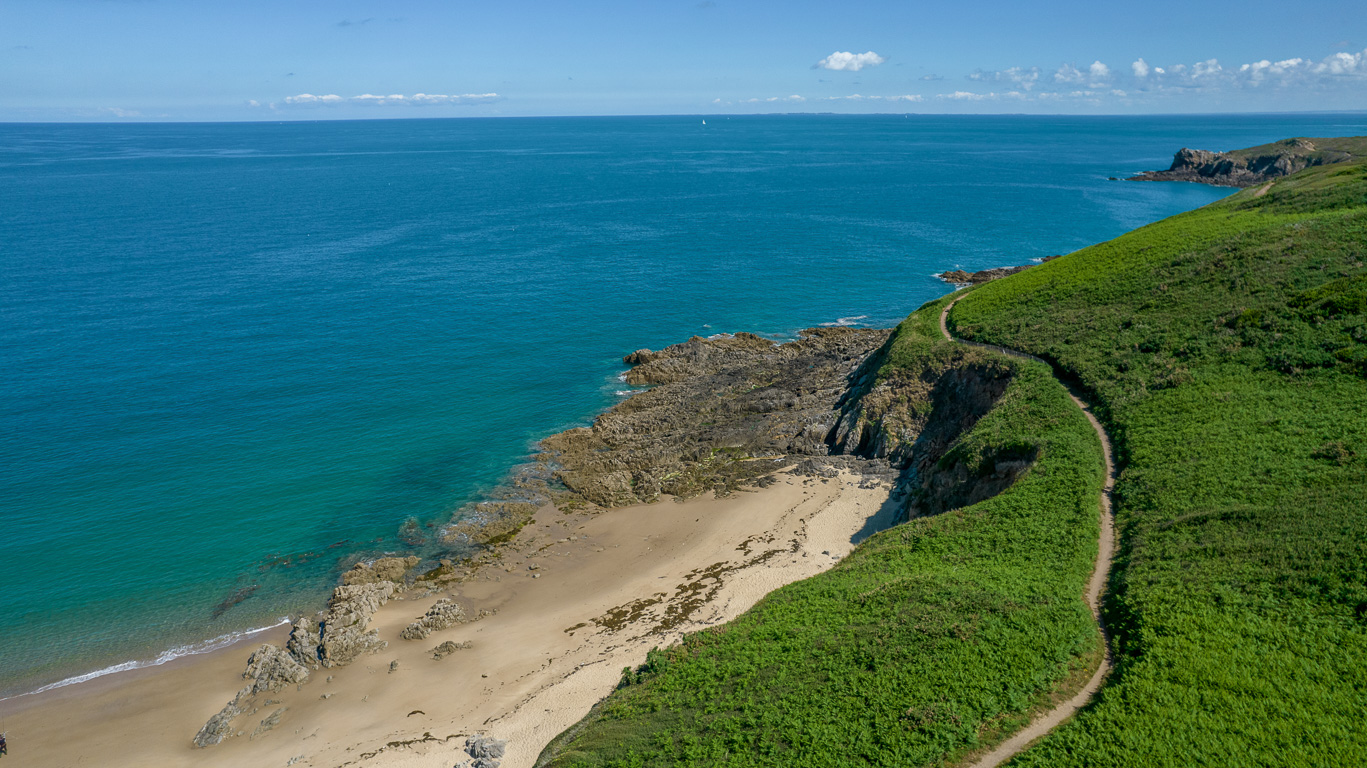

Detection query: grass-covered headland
(540, 150), (1366, 767)
(951, 158), (1367, 765)
(538, 296), (1106, 766)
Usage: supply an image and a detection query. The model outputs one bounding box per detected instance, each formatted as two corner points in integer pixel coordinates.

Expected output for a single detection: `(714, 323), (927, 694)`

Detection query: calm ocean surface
(2, 113), (1363, 696)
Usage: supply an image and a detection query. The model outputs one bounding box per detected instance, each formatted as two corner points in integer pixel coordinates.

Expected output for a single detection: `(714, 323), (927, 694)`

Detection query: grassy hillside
(537, 296), (1105, 767)
(950, 160), (1367, 765)
(1226, 135), (1367, 165)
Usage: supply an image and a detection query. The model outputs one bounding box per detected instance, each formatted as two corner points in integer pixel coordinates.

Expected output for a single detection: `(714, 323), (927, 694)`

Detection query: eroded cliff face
(830, 347), (1027, 520)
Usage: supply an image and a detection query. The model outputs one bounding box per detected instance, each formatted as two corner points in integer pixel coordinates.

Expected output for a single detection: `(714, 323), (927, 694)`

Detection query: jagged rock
(518, 327), (890, 511)
(319, 582), (395, 667)
(193, 697), (244, 747)
(467, 735), (508, 759)
(251, 707), (287, 739)
(399, 597), (467, 641)
(389, 660), (400, 673)
(432, 640), (473, 659)
(341, 555), (420, 586)
(243, 643), (311, 694)
(938, 265), (1033, 286)
(284, 616), (321, 669)
(1128, 137), (1363, 187)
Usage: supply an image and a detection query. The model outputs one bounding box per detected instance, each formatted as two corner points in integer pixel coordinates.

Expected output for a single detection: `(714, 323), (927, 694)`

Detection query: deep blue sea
(2, 113), (1363, 697)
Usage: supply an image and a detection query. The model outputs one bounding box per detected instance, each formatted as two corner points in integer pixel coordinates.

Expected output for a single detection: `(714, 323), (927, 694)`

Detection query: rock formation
(399, 597), (467, 640)
(318, 582), (394, 666)
(1128, 137), (1365, 187)
(340, 555), (419, 586)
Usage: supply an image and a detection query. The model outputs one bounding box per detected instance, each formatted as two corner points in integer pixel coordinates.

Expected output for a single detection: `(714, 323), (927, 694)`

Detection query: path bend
(939, 298), (1117, 768)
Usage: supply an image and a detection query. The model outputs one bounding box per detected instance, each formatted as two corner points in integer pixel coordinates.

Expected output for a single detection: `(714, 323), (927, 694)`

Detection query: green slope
(537, 297), (1105, 767)
(950, 160), (1367, 766)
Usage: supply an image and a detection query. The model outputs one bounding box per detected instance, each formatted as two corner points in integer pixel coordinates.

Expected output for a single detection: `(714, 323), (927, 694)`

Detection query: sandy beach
(0, 470), (896, 768)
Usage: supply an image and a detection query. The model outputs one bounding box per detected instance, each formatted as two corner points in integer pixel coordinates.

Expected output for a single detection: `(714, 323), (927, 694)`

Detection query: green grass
(1225, 135), (1367, 165)
(536, 294), (1105, 768)
(949, 160), (1367, 766)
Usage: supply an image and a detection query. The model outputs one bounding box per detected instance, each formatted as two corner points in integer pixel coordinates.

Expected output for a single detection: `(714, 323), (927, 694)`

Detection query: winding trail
(939, 298), (1117, 768)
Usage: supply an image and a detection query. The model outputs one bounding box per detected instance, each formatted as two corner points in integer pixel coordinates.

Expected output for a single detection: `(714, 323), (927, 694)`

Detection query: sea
(2, 112), (1363, 698)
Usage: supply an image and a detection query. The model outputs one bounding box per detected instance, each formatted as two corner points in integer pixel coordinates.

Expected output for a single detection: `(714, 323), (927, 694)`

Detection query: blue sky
(2, 0), (1365, 121)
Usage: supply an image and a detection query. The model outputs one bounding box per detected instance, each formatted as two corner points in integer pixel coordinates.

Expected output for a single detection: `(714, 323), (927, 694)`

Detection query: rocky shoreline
(195, 306), (1038, 748)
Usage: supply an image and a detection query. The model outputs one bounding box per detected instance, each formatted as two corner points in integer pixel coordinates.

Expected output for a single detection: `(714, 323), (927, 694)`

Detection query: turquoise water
(2, 113), (1362, 696)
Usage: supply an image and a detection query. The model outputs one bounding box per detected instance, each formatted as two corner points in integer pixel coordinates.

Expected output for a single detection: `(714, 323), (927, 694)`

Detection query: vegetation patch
(948, 159), (1367, 766)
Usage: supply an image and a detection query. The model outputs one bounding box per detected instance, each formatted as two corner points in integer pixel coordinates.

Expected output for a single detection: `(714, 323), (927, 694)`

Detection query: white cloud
(823, 93), (924, 102)
(1192, 58), (1222, 78)
(939, 90), (991, 101)
(1089, 60), (1111, 79)
(280, 92), (499, 107)
(816, 51), (886, 71)
(283, 93), (344, 105)
(967, 66), (1041, 90)
(1315, 49), (1367, 75)
(1054, 64), (1086, 84)
(1132, 58), (1150, 78)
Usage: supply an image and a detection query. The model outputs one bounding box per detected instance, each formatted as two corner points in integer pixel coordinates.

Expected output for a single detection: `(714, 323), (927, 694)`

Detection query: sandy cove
(0, 470), (896, 768)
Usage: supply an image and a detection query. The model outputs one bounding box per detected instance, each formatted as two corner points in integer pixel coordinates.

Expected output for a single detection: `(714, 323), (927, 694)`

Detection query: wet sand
(0, 470), (897, 768)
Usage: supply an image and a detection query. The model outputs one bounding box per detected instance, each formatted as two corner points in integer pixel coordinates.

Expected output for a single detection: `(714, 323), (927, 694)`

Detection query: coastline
(0, 470), (896, 767)
(0, 618), (293, 703)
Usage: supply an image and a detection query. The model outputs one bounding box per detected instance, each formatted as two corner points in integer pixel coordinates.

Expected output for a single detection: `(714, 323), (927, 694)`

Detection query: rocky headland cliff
(1128, 136), (1367, 187)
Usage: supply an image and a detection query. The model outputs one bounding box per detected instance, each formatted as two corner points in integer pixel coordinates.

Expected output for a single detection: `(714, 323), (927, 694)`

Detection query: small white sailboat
(702, 119), (706, 125)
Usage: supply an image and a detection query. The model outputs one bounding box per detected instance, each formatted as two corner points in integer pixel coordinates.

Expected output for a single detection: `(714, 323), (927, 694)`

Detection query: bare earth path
(940, 298), (1117, 768)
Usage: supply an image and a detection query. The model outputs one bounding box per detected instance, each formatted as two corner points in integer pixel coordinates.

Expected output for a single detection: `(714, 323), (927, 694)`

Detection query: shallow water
(2, 112), (1361, 695)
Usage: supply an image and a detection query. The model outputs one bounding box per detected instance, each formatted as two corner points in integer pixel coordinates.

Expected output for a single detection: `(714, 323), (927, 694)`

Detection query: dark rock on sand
(399, 597), (467, 640)
(432, 640), (473, 659)
(193, 699), (242, 747)
(467, 735), (508, 759)
(243, 643), (311, 694)
(318, 582), (394, 666)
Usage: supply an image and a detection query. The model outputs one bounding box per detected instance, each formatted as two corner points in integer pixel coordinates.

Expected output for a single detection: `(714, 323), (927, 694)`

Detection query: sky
(1, 0), (1365, 121)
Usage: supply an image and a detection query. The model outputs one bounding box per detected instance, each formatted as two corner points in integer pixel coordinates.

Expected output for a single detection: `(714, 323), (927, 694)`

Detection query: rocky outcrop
(318, 582), (394, 666)
(1129, 137), (1363, 187)
(539, 327), (891, 506)
(399, 597), (467, 640)
(438, 327), (893, 545)
(242, 643), (311, 694)
(432, 640), (473, 659)
(196, 582), (396, 746)
(467, 735), (507, 768)
(938, 265), (1032, 285)
(284, 616), (321, 669)
(194, 699), (242, 747)
(193, 643), (310, 748)
(340, 555), (420, 586)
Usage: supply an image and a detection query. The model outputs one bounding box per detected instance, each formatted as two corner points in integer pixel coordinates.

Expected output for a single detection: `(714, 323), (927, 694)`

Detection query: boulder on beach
(399, 597), (467, 641)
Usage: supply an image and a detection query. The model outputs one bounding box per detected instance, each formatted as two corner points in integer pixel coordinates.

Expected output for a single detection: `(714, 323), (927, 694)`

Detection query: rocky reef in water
(1128, 136), (1367, 187)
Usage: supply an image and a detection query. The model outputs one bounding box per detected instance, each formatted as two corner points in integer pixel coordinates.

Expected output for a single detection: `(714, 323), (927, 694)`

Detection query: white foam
(2, 618), (291, 701)
(615, 372), (628, 382)
(819, 315), (869, 327)
(614, 390), (636, 397)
